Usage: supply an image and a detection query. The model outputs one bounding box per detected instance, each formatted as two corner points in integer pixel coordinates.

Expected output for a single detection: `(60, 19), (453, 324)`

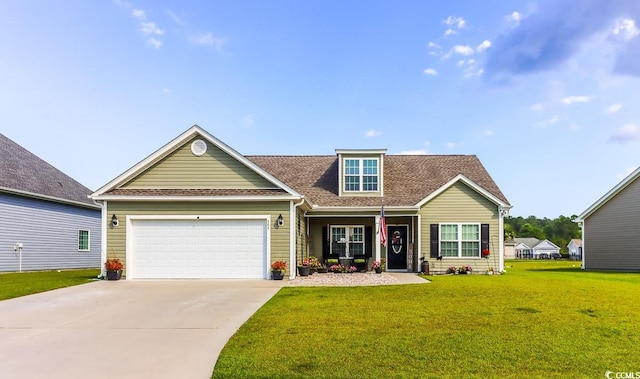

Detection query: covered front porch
(303, 210), (421, 273)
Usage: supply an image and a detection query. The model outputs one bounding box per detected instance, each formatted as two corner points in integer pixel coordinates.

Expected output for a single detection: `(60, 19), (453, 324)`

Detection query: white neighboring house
(513, 238), (560, 259)
(567, 239), (582, 261)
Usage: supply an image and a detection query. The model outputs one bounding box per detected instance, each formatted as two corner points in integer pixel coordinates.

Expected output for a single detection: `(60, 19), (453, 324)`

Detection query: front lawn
(0, 269), (99, 300)
(213, 260), (640, 378)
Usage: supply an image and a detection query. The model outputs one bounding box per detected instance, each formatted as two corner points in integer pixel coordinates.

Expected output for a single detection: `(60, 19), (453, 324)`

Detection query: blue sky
(2, 0), (640, 218)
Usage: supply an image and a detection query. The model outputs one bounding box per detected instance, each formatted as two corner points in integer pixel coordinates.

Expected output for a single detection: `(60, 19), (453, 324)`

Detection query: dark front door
(387, 225), (408, 270)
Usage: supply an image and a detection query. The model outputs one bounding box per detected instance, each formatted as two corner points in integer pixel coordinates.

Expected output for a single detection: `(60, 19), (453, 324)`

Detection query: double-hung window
(344, 158), (378, 192)
(78, 230), (90, 251)
(440, 224), (480, 257)
(331, 226), (364, 258)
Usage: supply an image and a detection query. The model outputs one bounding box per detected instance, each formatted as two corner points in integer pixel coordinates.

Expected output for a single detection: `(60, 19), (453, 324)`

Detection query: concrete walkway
(0, 279), (284, 379)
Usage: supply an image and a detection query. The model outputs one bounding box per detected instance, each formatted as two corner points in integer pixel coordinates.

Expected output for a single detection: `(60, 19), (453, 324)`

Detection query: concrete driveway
(0, 279), (284, 379)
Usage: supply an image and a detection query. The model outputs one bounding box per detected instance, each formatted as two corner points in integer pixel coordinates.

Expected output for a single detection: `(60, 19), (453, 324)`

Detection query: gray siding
(584, 178), (640, 271)
(0, 193), (101, 272)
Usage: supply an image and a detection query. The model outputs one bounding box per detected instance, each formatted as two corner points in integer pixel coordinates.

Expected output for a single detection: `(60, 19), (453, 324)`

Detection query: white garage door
(131, 219), (267, 279)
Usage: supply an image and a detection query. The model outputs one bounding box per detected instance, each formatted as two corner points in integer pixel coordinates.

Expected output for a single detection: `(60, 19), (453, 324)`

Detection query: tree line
(504, 215), (582, 253)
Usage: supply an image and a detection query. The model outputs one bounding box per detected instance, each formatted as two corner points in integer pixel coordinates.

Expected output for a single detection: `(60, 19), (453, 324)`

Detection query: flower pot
(375, 267), (383, 274)
(298, 266), (311, 276)
(106, 270), (122, 281)
(272, 270), (284, 280)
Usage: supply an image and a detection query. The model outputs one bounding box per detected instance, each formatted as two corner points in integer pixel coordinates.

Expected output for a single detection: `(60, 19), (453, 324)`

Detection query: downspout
(579, 221), (585, 270)
(498, 207), (508, 272)
(289, 196), (306, 279)
(99, 200), (107, 278)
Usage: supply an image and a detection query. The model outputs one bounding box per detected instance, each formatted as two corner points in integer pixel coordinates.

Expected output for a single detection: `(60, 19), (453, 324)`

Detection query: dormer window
(344, 158), (379, 192)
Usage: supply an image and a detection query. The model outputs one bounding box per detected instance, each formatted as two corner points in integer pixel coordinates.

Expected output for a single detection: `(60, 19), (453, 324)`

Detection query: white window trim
(78, 229), (90, 252)
(343, 158), (379, 192)
(439, 223), (481, 258)
(330, 225), (365, 257)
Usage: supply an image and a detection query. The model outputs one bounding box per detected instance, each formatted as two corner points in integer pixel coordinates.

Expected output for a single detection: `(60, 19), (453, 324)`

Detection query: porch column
(374, 214), (381, 261)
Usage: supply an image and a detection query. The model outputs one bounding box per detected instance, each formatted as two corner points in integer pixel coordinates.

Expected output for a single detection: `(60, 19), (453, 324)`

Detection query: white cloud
(132, 9), (145, 18)
(484, 129), (494, 136)
(427, 41), (441, 49)
(535, 115), (560, 127)
(609, 124), (640, 143)
(616, 166), (638, 180)
(607, 103), (622, 114)
(612, 18), (640, 41)
(444, 142), (457, 149)
(148, 37), (162, 49)
(477, 40), (491, 53)
(190, 32), (227, 52)
(162, 88), (170, 93)
(423, 68), (437, 76)
(507, 11), (521, 26)
(444, 28), (456, 37)
(530, 103), (543, 111)
(122, 6), (164, 48)
(454, 45), (474, 55)
(166, 10), (185, 26)
(561, 96), (590, 105)
(398, 150), (428, 155)
(141, 21), (163, 35)
(443, 16), (466, 29)
(365, 129), (381, 138)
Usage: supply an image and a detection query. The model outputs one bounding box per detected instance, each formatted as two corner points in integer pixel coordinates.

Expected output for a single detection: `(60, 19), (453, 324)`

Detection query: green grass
(213, 260), (640, 378)
(0, 269), (100, 300)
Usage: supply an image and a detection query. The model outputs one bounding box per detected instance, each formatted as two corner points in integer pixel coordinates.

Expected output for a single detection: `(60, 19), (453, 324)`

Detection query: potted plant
(457, 265), (472, 275)
(447, 266), (457, 274)
(105, 258), (123, 280)
(271, 260), (287, 280)
(297, 258), (311, 276)
(372, 260), (383, 274)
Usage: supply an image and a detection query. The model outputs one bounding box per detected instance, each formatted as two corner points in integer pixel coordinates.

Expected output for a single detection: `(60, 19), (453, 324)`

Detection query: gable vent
(191, 139), (207, 156)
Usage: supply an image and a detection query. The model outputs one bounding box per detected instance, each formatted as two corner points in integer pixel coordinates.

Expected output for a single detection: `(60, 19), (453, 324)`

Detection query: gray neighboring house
(575, 167), (640, 272)
(0, 133), (101, 272)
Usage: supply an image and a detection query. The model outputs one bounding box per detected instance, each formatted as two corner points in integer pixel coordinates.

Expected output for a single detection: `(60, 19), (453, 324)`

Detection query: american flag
(380, 206), (387, 247)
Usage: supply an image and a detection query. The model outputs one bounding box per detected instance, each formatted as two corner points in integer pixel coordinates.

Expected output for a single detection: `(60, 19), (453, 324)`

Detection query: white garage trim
(125, 215), (271, 279)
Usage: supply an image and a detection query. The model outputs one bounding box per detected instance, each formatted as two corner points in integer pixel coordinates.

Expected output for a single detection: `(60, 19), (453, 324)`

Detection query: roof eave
(91, 125), (302, 198)
(91, 195), (301, 202)
(1, 187), (101, 210)
(575, 166), (640, 221)
(414, 174), (511, 209)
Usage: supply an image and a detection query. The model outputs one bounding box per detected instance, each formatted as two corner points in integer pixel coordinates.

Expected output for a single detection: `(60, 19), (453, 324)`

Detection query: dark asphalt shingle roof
(0, 133), (98, 207)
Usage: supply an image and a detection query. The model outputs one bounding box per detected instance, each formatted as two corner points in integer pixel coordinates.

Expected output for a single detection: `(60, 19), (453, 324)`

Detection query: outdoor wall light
(111, 214), (119, 227)
(276, 214), (284, 227)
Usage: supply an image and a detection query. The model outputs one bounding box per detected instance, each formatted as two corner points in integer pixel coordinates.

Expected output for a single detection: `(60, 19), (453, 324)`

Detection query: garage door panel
(131, 219), (267, 279)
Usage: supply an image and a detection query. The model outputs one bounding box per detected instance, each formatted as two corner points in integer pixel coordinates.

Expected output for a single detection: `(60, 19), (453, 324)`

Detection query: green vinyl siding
(106, 201), (291, 275)
(419, 181), (499, 271)
(123, 137), (275, 189)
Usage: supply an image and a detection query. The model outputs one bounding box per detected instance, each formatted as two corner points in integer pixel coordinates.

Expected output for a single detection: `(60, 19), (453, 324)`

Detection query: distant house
(575, 167), (640, 272)
(513, 238), (560, 259)
(0, 133), (101, 272)
(567, 239), (582, 261)
(504, 239), (516, 259)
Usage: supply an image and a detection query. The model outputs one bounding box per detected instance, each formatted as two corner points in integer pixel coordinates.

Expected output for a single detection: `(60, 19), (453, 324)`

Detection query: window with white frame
(343, 158), (378, 192)
(331, 226), (364, 257)
(440, 224), (480, 257)
(78, 230), (90, 251)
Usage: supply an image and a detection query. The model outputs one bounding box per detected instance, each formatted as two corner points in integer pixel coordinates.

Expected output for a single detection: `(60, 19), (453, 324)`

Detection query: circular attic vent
(191, 139), (207, 156)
